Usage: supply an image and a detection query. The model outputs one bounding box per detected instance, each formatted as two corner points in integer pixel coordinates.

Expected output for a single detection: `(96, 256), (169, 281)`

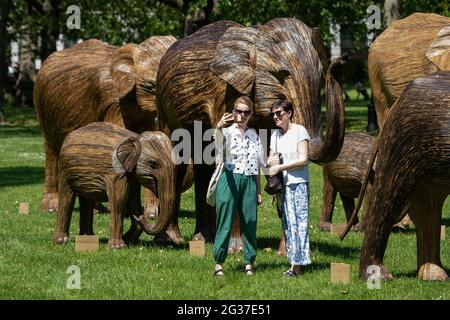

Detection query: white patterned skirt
(281, 182), (311, 266)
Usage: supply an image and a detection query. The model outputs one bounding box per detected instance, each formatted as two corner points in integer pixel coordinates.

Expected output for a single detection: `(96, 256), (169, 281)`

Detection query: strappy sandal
(214, 269), (224, 277)
(284, 269), (297, 277)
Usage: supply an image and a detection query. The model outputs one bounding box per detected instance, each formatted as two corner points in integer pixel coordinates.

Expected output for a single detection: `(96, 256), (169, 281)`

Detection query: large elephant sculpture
(34, 36), (192, 243)
(55, 122), (175, 248)
(367, 12), (449, 228)
(344, 72), (450, 281)
(320, 132), (375, 231)
(156, 18), (347, 245)
(369, 13), (450, 128)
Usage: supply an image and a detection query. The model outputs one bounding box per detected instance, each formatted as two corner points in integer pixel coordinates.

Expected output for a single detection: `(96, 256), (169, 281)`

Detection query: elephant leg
(340, 194), (358, 231)
(359, 190), (400, 281)
(319, 171), (337, 231)
(93, 201), (109, 214)
(106, 179), (128, 249)
(53, 178), (75, 244)
(411, 188), (448, 281)
(42, 141), (59, 212)
(143, 187), (158, 219)
(358, 184), (374, 232)
(228, 213), (243, 254)
(79, 196), (94, 235)
(192, 163), (216, 242)
(277, 230), (286, 257)
(123, 182), (144, 245)
(154, 164), (186, 246)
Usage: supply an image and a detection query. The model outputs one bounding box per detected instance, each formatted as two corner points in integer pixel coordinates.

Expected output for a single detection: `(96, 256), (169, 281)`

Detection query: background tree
(0, 0), (11, 108)
(384, 0), (401, 26)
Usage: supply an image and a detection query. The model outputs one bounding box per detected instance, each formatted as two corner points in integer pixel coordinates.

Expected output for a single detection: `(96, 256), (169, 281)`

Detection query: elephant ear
(311, 27), (329, 72)
(116, 136), (141, 173)
(110, 43), (139, 100)
(426, 25), (450, 71)
(209, 27), (258, 95)
(135, 36), (177, 110)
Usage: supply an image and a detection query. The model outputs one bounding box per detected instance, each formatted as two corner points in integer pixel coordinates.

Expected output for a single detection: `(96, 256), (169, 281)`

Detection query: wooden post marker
(331, 263), (351, 284)
(75, 235), (99, 252)
(441, 225), (446, 241)
(189, 240), (205, 257)
(330, 224), (347, 236)
(19, 202), (29, 215)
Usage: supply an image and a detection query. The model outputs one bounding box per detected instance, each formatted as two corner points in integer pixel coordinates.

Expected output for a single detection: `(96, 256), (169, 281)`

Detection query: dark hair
(271, 100), (293, 120)
(235, 96), (254, 112)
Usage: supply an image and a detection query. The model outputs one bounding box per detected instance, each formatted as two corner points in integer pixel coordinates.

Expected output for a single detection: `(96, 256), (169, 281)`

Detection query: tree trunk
(40, 0), (60, 61)
(15, 24), (36, 108)
(0, 0), (10, 106)
(384, 0), (402, 27)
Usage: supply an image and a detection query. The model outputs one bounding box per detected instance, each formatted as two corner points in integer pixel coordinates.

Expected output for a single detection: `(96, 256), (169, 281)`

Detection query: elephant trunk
(134, 169), (175, 235)
(133, 157), (176, 235)
(309, 55), (347, 164)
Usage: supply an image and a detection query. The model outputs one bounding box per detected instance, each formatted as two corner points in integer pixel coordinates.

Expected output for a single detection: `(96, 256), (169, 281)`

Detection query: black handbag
(264, 135), (283, 195)
(264, 172), (283, 195)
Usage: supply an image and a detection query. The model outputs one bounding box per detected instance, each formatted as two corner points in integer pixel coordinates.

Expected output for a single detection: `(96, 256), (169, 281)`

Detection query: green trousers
(213, 168), (257, 265)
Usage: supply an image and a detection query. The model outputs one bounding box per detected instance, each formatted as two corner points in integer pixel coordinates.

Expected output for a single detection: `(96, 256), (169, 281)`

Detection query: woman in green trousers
(213, 96), (265, 277)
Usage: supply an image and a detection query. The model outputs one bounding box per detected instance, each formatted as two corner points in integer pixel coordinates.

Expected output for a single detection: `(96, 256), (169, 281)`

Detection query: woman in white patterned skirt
(267, 100), (311, 277)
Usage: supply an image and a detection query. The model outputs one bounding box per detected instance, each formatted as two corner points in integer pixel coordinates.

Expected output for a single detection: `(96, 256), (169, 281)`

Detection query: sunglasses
(233, 109), (252, 116)
(271, 110), (286, 118)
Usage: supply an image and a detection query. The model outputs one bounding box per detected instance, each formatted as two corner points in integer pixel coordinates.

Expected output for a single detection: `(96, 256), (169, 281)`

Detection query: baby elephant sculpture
(343, 72), (450, 281)
(320, 132), (375, 231)
(53, 122), (175, 249)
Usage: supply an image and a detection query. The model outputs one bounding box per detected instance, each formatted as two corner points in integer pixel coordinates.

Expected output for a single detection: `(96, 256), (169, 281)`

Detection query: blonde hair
(234, 96), (254, 111)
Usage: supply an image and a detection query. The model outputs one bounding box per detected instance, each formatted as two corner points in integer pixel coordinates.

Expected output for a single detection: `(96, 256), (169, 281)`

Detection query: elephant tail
(340, 138), (380, 241)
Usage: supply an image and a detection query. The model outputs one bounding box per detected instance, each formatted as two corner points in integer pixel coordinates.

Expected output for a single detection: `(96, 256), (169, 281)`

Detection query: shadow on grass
(311, 240), (360, 259)
(391, 227), (416, 235)
(98, 237), (189, 250)
(179, 210), (196, 219)
(442, 218), (450, 226)
(394, 270), (419, 279)
(244, 260), (330, 274)
(0, 125), (41, 138)
(0, 166), (44, 187)
(257, 236), (281, 250)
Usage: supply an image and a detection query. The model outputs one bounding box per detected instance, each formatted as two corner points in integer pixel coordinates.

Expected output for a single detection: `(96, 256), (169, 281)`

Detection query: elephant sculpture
(369, 13), (449, 128)
(156, 18), (347, 246)
(54, 122), (175, 249)
(368, 12), (449, 228)
(34, 36), (191, 237)
(319, 132), (375, 231)
(343, 72), (450, 281)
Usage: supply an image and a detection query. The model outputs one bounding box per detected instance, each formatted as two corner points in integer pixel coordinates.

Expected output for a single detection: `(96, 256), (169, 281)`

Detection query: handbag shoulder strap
(215, 128), (226, 164)
(274, 129), (279, 154)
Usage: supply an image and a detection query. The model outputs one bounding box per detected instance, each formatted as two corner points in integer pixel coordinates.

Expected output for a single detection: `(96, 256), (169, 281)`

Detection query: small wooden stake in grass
(331, 224), (347, 236)
(331, 263), (351, 284)
(441, 225), (446, 241)
(19, 202), (29, 215)
(75, 235), (99, 252)
(189, 240), (205, 257)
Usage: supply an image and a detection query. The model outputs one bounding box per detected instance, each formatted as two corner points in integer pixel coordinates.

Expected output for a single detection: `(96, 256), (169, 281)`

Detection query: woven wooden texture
(359, 72), (450, 280)
(320, 133), (375, 229)
(57, 122), (175, 245)
(33, 36), (176, 211)
(369, 13), (450, 128)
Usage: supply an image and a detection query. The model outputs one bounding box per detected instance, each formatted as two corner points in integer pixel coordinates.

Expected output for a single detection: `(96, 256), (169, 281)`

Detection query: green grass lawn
(0, 98), (449, 300)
